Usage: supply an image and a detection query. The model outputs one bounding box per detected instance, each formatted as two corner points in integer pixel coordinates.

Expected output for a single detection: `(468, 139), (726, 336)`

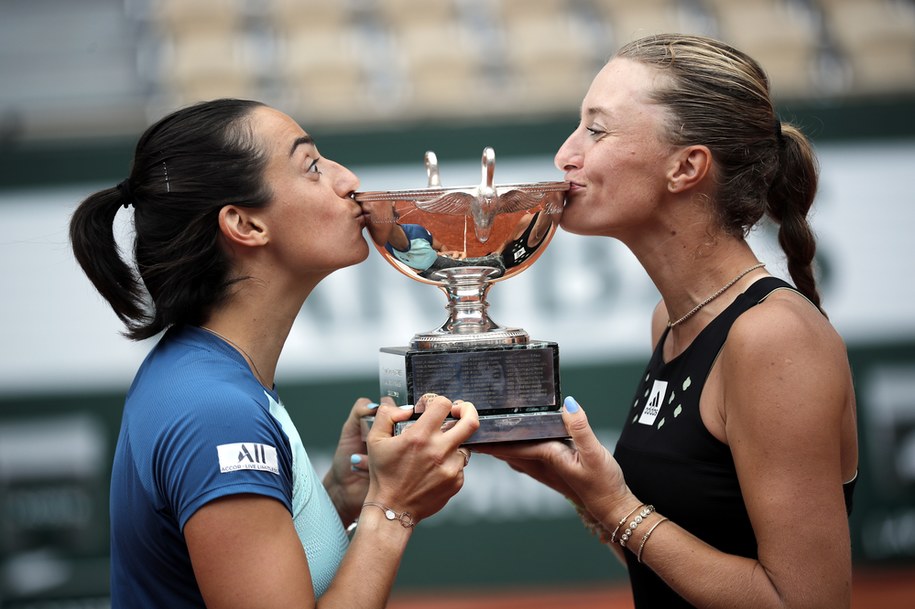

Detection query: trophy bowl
(355, 147), (570, 443)
(357, 147), (567, 350)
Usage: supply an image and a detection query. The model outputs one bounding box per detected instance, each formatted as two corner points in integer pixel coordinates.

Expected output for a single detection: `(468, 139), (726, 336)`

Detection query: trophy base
(361, 409), (568, 445)
(369, 340), (567, 444)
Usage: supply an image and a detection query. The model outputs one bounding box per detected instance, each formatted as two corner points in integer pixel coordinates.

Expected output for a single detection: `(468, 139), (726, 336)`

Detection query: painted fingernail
(367, 402), (379, 410)
(350, 454), (362, 465)
(350, 465), (360, 472)
(563, 396), (580, 413)
(399, 404), (415, 410)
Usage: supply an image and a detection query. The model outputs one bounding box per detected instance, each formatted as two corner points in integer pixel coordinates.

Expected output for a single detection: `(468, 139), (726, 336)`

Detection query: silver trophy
(356, 147), (569, 443)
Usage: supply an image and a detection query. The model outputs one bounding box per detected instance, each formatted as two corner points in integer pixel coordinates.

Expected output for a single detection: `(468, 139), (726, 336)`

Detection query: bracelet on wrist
(611, 503), (645, 544)
(618, 504), (655, 547)
(636, 516), (669, 563)
(362, 501), (416, 528)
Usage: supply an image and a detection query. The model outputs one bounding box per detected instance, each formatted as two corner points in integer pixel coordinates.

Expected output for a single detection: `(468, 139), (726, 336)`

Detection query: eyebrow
(289, 135), (314, 157)
(585, 106), (611, 119)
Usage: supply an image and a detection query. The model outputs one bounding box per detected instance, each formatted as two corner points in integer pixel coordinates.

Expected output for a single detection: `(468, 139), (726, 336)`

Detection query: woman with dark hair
(70, 99), (478, 609)
(476, 34), (858, 608)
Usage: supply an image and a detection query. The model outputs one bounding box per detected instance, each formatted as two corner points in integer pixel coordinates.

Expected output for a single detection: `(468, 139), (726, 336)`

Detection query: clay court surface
(388, 566), (915, 609)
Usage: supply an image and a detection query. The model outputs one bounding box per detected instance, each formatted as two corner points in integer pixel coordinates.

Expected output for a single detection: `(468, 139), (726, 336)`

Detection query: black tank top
(614, 277), (855, 608)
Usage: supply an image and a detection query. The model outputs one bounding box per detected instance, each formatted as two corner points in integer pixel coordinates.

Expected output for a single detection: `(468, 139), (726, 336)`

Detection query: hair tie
(117, 179), (134, 209)
(774, 118), (786, 149)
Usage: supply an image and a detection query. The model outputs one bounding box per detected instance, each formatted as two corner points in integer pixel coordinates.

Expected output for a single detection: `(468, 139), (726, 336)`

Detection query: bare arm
(186, 495), (316, 608)
(185, 494), (415, 609)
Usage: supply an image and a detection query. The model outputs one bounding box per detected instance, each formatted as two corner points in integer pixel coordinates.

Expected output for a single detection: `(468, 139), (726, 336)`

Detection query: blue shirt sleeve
(155, 387), (294, 531)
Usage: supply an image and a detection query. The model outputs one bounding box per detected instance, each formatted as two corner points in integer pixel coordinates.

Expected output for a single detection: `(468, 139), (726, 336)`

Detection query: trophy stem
(411, 266), (529, 350)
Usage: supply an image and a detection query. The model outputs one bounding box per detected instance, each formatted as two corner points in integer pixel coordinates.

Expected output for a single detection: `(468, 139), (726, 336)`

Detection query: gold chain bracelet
(362, 502), (416, 528)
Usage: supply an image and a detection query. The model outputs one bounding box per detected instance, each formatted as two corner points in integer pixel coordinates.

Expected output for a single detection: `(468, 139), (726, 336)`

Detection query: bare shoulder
(718, 286), (854, 427)
(725, 287), (848, 370)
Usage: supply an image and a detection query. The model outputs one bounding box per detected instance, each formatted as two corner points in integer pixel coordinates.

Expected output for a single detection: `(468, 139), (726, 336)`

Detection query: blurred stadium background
(1, 0), (914, 607)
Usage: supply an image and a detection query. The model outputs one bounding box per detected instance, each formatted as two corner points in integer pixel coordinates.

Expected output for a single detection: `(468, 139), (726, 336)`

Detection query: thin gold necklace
(667, 262), (766, 329)
(199, 326), (270, 388)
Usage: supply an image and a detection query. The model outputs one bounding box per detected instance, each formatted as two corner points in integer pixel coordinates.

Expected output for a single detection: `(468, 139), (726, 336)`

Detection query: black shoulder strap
(742, 276), (798, 304)
(687, 276), (797, 364)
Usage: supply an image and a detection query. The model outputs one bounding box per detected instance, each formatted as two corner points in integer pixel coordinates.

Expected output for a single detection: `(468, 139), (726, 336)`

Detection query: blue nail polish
(367, 402), (379, 410)
(564, 396), (580, 413)
(350, 454), (362, 465)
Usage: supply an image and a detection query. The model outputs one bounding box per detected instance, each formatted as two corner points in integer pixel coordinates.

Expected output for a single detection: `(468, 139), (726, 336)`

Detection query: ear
(218, 205), (269, 248)
(666, 145), (711, 193)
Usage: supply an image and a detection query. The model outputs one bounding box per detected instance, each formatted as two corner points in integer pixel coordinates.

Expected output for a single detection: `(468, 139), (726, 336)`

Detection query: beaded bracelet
(610, 503), (645, 544)
(618, 504), (655, 547)
(636, 516), (669, 563)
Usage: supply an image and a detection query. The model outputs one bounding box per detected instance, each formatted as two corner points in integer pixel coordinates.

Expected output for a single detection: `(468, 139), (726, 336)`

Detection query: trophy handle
(424, 151), (441, 187)
(481, 147), (495, 191)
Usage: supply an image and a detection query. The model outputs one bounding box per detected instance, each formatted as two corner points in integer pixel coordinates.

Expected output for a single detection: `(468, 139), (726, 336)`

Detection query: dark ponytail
(69, 186), (150, 332)
(69, 99), (271, 340)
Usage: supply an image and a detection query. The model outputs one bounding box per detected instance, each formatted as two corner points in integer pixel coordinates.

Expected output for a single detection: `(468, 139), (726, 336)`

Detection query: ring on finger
(458, 448), (471, 466)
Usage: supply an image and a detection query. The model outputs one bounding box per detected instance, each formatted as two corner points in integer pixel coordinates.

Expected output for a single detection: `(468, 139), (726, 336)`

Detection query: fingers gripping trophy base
(363, 341), (568, 444)
(361, 410), (568, 445)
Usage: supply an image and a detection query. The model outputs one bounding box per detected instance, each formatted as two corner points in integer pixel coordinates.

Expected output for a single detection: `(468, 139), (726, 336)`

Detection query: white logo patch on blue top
(217, 442), (279, 475)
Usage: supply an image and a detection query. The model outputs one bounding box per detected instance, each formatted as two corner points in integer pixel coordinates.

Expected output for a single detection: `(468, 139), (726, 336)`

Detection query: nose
(554, 130), (582, 173)
(332, 161), (360, 196)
